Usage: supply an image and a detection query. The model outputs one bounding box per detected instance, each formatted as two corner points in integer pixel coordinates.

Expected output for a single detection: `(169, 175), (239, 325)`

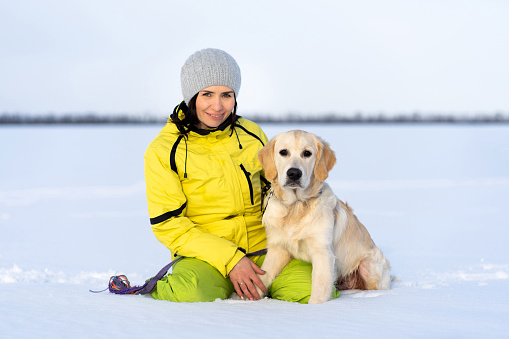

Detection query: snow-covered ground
(1, 124), (508, 338)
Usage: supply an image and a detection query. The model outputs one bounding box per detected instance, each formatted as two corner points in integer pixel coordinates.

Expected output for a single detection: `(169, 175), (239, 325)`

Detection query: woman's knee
(269, 259), (340, 304)
(269, 259), (312, 303)
(151, 258), (234, 302)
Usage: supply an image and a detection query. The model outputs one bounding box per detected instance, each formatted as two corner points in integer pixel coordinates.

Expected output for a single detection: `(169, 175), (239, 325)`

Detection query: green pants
(151, 255), (340, 303)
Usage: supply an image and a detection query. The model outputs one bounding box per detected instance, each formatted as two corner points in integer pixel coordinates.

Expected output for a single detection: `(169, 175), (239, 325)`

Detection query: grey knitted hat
(181, 48), (241, 104)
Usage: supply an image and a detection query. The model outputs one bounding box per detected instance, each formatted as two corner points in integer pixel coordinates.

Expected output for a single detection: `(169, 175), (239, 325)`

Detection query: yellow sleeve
(144, 145), (244, 277)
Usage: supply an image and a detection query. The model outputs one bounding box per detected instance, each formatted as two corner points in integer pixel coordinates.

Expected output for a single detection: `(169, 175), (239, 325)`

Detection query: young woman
(144, 48), (340, 303)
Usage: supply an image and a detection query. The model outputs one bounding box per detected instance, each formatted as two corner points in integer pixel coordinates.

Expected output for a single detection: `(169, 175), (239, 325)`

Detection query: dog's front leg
(256, 246), (292, 298)
(308, 251), (336, 304)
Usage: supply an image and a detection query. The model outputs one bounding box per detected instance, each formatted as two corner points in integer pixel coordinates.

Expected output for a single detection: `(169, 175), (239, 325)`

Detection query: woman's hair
(170, 94), (238, 135)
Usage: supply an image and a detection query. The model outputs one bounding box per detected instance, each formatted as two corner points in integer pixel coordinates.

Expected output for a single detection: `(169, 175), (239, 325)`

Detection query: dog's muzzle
(286, 168), (302, 187)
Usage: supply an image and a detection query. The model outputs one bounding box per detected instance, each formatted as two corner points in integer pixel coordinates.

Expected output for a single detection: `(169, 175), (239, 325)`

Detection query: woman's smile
(206, 112), (225, 119)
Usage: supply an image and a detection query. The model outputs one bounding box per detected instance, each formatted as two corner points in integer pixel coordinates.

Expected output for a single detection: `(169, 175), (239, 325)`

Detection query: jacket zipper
(239, 164), (254, 205)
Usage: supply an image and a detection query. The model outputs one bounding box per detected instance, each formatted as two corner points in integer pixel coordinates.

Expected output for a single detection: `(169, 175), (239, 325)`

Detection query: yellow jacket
(144, 114), (269, 277)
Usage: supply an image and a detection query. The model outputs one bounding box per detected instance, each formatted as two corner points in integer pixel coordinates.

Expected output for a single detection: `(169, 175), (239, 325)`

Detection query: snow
(1, 124), (508, 338)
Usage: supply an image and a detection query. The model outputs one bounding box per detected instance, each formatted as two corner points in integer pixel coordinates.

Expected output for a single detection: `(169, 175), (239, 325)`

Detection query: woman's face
(195, 85), (235, 129)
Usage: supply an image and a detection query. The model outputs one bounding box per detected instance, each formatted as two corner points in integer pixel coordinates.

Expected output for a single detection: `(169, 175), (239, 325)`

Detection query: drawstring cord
(183, 136), (188, 178)
(233, 127), (243, 149)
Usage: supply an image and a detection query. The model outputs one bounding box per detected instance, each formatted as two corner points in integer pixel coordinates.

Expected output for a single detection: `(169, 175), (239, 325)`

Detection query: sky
(1, 0), (508, 118)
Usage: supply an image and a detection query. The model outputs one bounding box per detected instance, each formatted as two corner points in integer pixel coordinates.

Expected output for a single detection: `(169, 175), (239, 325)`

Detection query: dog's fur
(257, 130), (391, 304)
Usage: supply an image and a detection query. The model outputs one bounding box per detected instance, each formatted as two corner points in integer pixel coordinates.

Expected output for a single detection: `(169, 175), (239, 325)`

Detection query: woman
(144, 48), (340, 303)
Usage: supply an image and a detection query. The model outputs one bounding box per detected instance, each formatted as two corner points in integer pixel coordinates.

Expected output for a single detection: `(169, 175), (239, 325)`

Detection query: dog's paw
(255, 286), (266, 299)
(229, 292), (243, 300)
(308, 296), (329, 304)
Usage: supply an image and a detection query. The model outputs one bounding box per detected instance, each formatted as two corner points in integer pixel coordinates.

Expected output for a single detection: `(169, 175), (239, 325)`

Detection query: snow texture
(1, 124), (508, 338)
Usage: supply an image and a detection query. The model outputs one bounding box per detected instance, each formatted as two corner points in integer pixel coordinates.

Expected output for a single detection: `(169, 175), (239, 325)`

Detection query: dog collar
(263, 188), (323, 214)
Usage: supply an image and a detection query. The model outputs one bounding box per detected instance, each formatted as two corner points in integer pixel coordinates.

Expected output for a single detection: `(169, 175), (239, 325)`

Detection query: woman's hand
(229, 257), (267, 300)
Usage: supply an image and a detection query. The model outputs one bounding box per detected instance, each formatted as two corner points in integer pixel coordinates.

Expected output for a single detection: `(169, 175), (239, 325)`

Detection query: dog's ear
(258, 138), (278, 181)
(313, 137), (336, 182)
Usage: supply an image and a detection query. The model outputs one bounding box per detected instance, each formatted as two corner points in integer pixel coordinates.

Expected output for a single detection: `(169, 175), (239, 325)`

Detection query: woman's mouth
(206, 112), (224, 119)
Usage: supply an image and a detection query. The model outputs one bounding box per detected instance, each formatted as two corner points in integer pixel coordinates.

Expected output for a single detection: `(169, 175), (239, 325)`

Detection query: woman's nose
(210, 97), (223, 111)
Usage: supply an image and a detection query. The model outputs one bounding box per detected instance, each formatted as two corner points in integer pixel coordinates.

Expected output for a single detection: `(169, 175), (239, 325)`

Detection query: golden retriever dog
(257, 130), (391, 304)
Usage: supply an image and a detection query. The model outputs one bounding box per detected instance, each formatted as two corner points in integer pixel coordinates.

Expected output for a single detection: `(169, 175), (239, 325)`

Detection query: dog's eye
(303, 150), (312, 157)
(279, 149), (288, 156)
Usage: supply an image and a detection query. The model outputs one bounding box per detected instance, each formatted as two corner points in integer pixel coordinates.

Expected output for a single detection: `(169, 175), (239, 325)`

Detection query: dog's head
(258, 130), (336, 190)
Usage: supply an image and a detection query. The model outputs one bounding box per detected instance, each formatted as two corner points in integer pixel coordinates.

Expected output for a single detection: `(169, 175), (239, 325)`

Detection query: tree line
(1, 112), (508, 125)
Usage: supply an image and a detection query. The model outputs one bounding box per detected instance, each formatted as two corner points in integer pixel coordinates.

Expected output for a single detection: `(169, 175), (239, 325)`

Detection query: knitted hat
(181, 48), (241, 104)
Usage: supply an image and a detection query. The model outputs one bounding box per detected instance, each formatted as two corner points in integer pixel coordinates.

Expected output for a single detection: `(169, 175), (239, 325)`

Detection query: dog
(256, 130), (391, 304)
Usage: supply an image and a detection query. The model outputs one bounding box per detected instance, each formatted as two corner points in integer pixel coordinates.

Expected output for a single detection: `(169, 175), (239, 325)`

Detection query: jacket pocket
(239, 164), (254, 205)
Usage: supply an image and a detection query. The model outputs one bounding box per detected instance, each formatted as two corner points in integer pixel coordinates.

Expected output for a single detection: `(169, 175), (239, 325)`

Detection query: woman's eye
(222, 93), (232, 98)
(279, 150), (288, 156)
(303, 150), (312, 157)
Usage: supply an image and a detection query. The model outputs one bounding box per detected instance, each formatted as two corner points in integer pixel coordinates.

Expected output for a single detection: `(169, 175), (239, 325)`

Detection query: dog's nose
(287, 168), (302, 181)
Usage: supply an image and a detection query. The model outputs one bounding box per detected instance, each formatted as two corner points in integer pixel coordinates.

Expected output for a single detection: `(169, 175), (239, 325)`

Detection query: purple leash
(118, 256), (183, 295)
(243, 248), (268, 257)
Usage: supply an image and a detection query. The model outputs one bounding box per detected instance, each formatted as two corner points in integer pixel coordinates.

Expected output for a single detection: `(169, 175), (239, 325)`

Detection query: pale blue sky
(1, 0), (508, 117)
